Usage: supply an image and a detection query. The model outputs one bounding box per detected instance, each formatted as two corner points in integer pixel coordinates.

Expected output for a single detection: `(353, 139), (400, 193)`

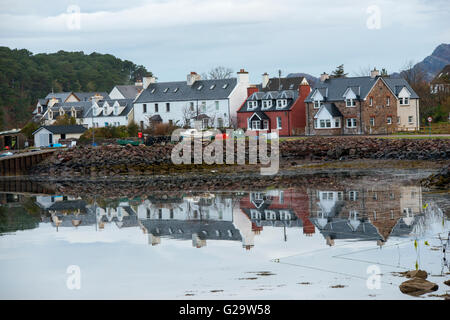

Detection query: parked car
(0, 151), (13, 157)
(180, 129), (214, 141)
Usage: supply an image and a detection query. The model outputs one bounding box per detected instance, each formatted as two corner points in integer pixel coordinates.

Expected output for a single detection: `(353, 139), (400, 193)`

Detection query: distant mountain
(391, 43), (450, 81)
(287, 72), (318, 87)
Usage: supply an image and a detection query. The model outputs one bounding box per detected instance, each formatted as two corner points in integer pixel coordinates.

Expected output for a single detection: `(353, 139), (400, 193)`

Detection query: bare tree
(181, 105), (197, 128)
(354, 65), (372, 77)
(201, 66), (234, 80)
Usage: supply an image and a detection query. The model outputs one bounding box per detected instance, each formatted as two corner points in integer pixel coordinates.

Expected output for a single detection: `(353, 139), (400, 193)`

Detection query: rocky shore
(29, 137), (450, 177)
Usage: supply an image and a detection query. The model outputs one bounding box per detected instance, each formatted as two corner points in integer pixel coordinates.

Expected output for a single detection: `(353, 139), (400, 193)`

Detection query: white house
(82, 99), (134, 128)
(33, 125), (87, 147)
(133, 70), (250, 129)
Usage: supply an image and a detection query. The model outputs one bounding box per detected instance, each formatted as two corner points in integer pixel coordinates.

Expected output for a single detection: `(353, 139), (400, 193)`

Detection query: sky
(0, 0), (449, 83)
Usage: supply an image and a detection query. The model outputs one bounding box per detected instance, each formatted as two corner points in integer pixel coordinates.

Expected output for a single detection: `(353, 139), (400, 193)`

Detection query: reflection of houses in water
(235, 189), (313, 249)
(309, 186), (423, 246)
(137, 193), (240, 248)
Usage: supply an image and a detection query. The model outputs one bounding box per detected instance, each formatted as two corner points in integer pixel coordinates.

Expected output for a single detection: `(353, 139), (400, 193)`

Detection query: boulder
(399, 278), (438, 296)
(405, 269), (428, 279)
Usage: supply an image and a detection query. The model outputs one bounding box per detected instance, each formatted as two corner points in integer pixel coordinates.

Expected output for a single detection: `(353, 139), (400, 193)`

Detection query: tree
(331, 64), (347, 78)
(53, 114), (77, 125)
(201, 66), (233, 80)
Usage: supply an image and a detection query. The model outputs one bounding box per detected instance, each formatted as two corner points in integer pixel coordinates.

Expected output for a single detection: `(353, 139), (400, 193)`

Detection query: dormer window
(197, 85), (203, 90)
(210, 84), (216, 90)
(222, 84), (228, 89)
(173, 88), (178, 93)
(314, 100), (321, 109)
(163, 88), (169, 93)
(247, 101), (257, 110)
(262, 100), (272, 110)
(346, 99), (356, 107)
(114, 106), (118, 115)
(276, 99), (287, 108)
(399, 97), (409, 105)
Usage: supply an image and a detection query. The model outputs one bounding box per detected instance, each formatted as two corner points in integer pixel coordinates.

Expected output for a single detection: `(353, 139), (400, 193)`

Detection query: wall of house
(362, 79), (398, 134)
(228, 74), (250, 123)
(82, 112), (131, 128)
(397, 98), (419, 131)
(134, 99), (231, 129)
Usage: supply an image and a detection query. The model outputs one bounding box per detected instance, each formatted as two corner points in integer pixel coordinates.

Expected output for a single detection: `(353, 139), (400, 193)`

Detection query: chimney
(262, 72), (269, 88)
(143, 76), (156, 89)
(237, 69), (249, 84)
(370, 67), (380, 78)
(247, 86), (259, 97)
(135, 80), (143, 87)
(320, 72), (329, 82)
(187, 72), (201, 86)
(298, 81), (311, 100)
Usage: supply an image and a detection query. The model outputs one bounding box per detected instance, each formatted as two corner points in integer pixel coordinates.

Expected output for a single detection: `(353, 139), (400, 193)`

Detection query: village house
(109, 81), (144, 100)
(237, 74), (310, 136)
(81, 99), (134, 128)
(32, 125), (87, 147)
(133, 70), (250, 129)
(430, 64), (450, 94)
(305, 68), (420, 135)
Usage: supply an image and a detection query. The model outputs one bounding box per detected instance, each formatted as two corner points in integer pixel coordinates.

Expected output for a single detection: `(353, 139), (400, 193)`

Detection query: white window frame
(314, 100), (321, 109)
(262, 100), (272, 110)
(251, 120), (261, 130)
(276, 117), (282, 129)
(408, 116), (413, 123)
(276, 99), (287, 108)
(370, 117), (375, 126)
(346, 99), (356, 107)
(247, 101), (257, 110)
(369, 97), (373, 106)
(387, 117), (392, 125)
(386, 97), (390, 106)
(346, 118), (357, 128)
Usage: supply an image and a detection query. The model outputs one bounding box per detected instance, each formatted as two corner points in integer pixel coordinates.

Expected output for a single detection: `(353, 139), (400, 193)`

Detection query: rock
(445, 280), (450, 286)
(405, 269), (428, 279)
(399, 278), (439, 296)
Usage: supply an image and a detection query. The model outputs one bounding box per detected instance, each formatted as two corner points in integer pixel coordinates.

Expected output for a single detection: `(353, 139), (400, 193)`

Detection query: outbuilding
(33, 125), (87, 147)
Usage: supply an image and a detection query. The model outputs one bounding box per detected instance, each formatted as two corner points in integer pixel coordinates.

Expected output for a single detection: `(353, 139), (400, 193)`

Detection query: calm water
(0, 175), (449, 299)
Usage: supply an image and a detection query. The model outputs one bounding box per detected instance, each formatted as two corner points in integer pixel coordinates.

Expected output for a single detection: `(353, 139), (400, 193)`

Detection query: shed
(33, 125), (87, 148)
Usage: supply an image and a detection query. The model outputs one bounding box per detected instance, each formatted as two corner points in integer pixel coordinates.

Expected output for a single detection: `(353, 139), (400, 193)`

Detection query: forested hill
(0, 47), (153, 130)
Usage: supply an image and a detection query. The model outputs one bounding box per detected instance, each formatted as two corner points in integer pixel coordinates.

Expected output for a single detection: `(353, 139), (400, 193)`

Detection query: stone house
(305, 69), (420, 135)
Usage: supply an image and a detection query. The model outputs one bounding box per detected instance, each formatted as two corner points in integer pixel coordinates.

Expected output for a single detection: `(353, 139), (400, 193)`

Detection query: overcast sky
(1, 0), (449, 83)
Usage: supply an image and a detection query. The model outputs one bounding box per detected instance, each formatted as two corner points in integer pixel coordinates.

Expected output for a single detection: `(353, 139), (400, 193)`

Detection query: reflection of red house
(239, 189), (314, 235)
(237, 81), (311, 136)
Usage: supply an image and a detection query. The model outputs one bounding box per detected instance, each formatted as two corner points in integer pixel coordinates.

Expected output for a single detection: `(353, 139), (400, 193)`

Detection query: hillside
(0, 47), (153, 130)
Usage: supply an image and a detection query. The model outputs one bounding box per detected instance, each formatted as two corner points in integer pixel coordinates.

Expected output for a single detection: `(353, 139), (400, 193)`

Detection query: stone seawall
(30, 137), (450, 177)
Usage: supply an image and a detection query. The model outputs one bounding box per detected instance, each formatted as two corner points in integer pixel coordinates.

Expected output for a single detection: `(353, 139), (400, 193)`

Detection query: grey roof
(249, 112), (270, 121)
(114, 85), (142, 99)
(305, 76), (419, 102)
(84, 99), (134, 118)
(314, 218), (382, 241)
(238, 90), (299, 112)
(45, 92), (73, 102)
(34, 125), (87, 135)
(139, 219), (242, 241)
(74, 92), (110, 101)
(149, 114), (163, 122)
(320, 103), (343, 117)
(135, 78), (238, 103)
(259, 76), (306, 92)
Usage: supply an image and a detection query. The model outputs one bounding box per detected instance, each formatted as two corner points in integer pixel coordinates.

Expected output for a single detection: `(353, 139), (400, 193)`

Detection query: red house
(237, 78), (311, 136)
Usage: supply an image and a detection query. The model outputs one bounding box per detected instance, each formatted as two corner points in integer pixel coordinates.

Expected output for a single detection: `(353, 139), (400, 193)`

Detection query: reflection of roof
(47, 200), (87, 212)
(313, 218), (382, 241)
(139, 219), (242, 241)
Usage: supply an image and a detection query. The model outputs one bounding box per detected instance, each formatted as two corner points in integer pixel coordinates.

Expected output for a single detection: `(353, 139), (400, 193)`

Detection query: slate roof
(45, 92), (73, 102)
(431, 64), (450, 84)
(113, 85), (142, 99)
(238, 90), (299, 112)
(34, 125), (87, 135)
(84, 99), (134, 118)
(316, 103), (343, 118)
(135, 78), (238, 103)
(259, 76), (306, 92)
(313, 218), (382, 241)
(74, 92), (110, 101)
(305, 76), (419, 102)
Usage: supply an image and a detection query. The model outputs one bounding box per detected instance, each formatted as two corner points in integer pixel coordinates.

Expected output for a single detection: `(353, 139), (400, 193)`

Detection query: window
(217, 118), (223, 127)
(262, 100), (272, 109)
(201, 102), (206, 112)
(166, 103), (170, 112)
(197, 85), (203, 90)
(215, 101), (219, 110)
(173, 88), (178, 93)
(222, 84), (228, 89)
(263, 120), (269, 130)
(346, 118), (357, 128)
(247, 101), (257, 110)
(369, 97), (373, 106)
(251, 120), (261, 130)
(346, 99), (356, 107)
(189, 102), (194, 111)
(277, 99), (287, 108)
(370, 118), (375, 126)
(277, 117), (282, 129)
(314, 100), (321, 109)
(314, 119), (318, 128)
(387, 117), (392, 124)
(210, 84), (216, 90)
(408, 116), (413, 123)
(334, 118), (340, 128)
(404, 97), (409, 105)
(114, 106), (118, 115)
(154, 103), (158, 113)
(349, 191), (358, 201)
(399, 97), (410, 105)
(386, 97), (390, 106)
(163, 88), (169, 93)
(320, 119), (331, 128)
